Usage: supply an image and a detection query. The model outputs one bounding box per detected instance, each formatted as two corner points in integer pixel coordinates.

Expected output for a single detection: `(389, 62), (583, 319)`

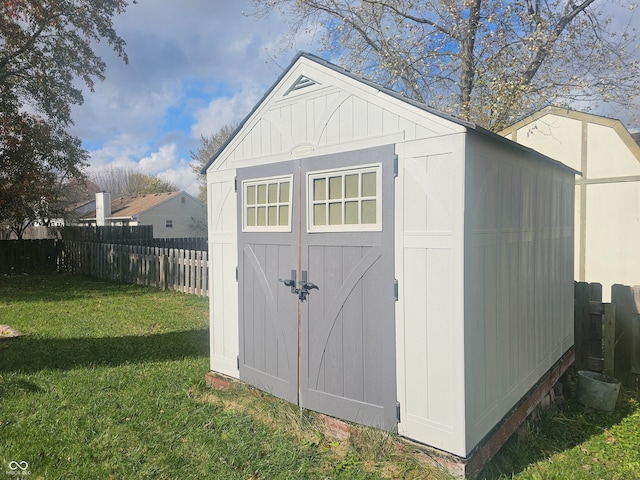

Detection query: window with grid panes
(242, 176), (293, 231)
(308, 164), (381, 232)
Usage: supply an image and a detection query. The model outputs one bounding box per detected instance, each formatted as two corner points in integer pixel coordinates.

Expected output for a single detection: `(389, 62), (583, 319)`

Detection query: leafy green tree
(190, 124), (237, 203)
(250, 0), (639, 130)
(0, 0), (134, 232)
(0, 113), (88, 238)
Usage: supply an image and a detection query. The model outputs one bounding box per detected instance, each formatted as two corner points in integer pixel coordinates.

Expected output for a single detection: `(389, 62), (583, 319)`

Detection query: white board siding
(464, 136), (574, 453)
(587, 123), (640, 178)
(395, 135), (467, 456)
(210, 58), (464, 173)
(508, 113), (583, 172)
(207, 169), (239, 377)
(138, 194), (206, 238)
(502, 107), (640, 301)
(585, 181), (640, 289)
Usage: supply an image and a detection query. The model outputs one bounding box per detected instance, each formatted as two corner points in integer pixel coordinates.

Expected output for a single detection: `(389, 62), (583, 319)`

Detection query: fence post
(612, 284), (640, 387)
(574, 282), (590, 371)
(119, 246), (126, 283)
(160, 254), (168, 291)
(603, 303), (616, 377)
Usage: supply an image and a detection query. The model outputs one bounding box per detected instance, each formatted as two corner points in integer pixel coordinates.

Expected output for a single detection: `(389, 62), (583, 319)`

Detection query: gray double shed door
(237, 145), (397, 431)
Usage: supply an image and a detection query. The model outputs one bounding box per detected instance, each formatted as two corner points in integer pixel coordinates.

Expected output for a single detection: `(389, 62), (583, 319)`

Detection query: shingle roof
(83, 191), (182, 220)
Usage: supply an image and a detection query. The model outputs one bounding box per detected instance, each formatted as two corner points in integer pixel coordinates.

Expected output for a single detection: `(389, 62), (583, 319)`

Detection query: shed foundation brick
(313, 414), (351, 440)
(205, 371), (235, 391)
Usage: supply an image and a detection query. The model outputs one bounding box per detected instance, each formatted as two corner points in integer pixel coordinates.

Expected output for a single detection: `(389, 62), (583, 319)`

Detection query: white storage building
(203, 53), (576, 464)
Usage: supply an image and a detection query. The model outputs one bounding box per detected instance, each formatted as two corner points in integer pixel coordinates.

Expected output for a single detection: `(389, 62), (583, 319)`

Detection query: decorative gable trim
(284, 74), (319, 96)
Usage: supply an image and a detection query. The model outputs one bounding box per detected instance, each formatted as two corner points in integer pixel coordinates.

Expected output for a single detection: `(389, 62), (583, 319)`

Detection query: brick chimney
(95, 192), (111, 226)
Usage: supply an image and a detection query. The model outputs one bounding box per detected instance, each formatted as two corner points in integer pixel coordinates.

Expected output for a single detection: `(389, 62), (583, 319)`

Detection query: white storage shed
(203, 53), (575, 462)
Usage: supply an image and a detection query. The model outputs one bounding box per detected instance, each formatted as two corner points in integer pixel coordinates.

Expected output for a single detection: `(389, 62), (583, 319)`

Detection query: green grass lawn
(1, 274), (639, 479)
(0, 274), (444, 479)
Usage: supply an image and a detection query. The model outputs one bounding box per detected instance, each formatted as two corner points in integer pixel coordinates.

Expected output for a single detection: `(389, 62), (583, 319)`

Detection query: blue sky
(70, 0), (314, 196)
(69, 1), (639, 197)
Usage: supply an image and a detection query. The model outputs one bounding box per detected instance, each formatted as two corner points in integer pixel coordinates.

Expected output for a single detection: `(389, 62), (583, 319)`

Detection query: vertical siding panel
(342, 246), (365, 402)
(404, 247), (428, 419)
(399, 117), (416, 140)
(426, 248), (455, 424)
(243, 248), (255, 369)
(306, 97), (316, 142)
(324, 98), (340, 145)
(291, 100), (306, 144)
(338, 96), (354, 143)
(382, 109), (399, 135)
(307, 244), (325, 392)
(250, 125), (262, 158)
(353, 97), (368, 139)
(367, 102), (383, 137)
(281, 105), (292, 142)
(264, 244), (279, 378)
(258, 119), (271, 156)
(362, 248), (384, 407)
(320, 245), (344, 396)
(253, 245), (267, 373)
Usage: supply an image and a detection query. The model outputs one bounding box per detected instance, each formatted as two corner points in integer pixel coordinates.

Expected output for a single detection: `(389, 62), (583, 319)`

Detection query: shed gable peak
(284, 74), (320, 96)
(206, 53), (468, 172)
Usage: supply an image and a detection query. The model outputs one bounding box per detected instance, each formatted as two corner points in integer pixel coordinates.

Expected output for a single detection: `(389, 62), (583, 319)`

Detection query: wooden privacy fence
(575, 282), (640, 388)
(0, 239), (63, 273)
(61, 225), (154, 242)
(63, 241), (209, 297)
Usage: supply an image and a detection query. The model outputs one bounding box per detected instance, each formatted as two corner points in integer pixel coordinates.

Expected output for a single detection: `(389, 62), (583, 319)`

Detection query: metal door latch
(297, 281), (318, 302)
(279, 270), (319, 302)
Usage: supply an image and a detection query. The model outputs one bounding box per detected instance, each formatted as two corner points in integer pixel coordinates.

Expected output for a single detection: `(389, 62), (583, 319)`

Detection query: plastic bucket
(576, 370), (620, 412)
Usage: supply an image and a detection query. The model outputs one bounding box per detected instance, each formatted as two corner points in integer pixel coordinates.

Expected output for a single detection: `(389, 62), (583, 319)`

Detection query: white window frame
(307, 163), (382, 233)
(242, 174), (294, 232)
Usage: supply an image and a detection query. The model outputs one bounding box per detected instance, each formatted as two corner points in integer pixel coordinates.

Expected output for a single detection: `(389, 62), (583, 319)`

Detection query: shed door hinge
(234, 177), (238, 192)
(394, 279), (398, 302)
(237, 355), (240, 370)
(393, 154), (399, 177)
(236, 266), (238, 282)
(396, 402), (401, 422)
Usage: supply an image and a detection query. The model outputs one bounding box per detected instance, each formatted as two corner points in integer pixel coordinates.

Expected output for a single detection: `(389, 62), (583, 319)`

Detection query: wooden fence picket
(612, 285), (640, 388)
(0, 239), (64, 274)
(54, 240), (209, 297)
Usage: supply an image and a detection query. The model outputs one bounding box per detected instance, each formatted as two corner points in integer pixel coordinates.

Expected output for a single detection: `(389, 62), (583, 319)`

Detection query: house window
(166, 220), (173, 228)
(308, 164), (382, 232)
(181, 196), (186, 204)
(243, 175), (293, 232)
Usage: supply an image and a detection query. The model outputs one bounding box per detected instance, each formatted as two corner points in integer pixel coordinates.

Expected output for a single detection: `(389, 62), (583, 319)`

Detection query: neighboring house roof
(500, 105), (640, 163)
(83, 191), (186, 221)
(202, 51), (577, 175)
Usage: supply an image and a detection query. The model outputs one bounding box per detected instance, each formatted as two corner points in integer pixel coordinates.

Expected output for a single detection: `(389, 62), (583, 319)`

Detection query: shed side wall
(207, 169), (239, 376)
(504, 111), (640, 300)
(395, 134), (467, 456)
(464, 134), (574, 454)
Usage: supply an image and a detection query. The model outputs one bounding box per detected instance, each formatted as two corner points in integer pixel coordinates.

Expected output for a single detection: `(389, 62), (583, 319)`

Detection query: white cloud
(157, 165), (199, 197)
(139, 144), (200, 196)
(86, 134), (149, 170)
(190, 88), (261, 139)
(88, 141), (199, 196)
(138, 144), (179, 175)
(68, 0), (322, 197)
